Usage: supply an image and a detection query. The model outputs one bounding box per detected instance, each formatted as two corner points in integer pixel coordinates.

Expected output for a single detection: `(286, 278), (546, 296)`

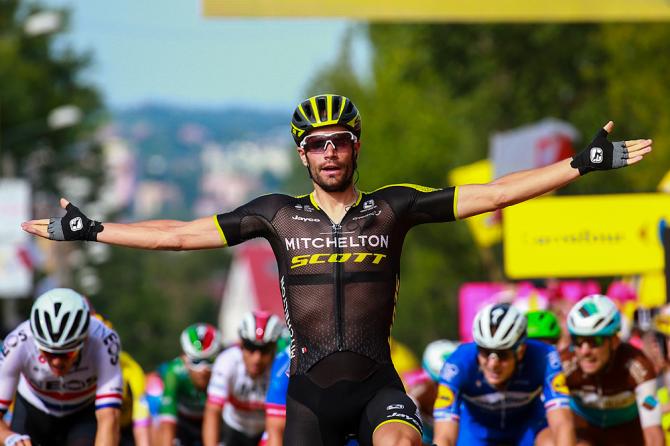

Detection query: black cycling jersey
(215, 184), (457, 376)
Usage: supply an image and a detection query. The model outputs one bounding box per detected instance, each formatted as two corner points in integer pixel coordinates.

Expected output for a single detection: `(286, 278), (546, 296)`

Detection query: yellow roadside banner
(449, 159), (501, 248)
(203, 0), (670, 21)
(503, 194), (670, 279)
(638, 271), (667, 307)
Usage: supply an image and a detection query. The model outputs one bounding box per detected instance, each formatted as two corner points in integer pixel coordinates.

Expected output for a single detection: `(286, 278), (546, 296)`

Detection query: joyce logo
(590, 147), (603, 163)
(69, 217), (83, 232)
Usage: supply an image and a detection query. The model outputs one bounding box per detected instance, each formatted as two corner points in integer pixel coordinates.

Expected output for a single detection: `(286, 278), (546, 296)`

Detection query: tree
(0, 0), (104, 198)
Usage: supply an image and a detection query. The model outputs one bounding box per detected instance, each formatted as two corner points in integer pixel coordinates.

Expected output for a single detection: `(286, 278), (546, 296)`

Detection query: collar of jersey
(308, 190), (362, 211)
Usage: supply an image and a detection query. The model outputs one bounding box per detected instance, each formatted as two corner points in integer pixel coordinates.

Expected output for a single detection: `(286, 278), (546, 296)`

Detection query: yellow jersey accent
(550, 372), (570, 396)
(435, 385), (456, 409)
(307, 190), (363, 212)
(212, 215), (228, 246)
(453, 185), (460, 220)
(120, 351), (150, 429)
(373, 419), (421, 436)
(369, 183), (439, 194)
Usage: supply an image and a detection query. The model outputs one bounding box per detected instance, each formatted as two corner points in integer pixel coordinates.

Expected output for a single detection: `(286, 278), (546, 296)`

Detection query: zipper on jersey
(332, 222), (344, 350)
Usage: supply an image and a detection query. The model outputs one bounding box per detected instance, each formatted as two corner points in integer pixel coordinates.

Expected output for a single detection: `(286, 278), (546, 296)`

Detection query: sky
(43, 0), (371, 111)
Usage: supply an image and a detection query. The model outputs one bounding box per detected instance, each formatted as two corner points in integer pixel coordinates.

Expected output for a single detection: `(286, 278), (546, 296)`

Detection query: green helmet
(526, 310), (561, 340)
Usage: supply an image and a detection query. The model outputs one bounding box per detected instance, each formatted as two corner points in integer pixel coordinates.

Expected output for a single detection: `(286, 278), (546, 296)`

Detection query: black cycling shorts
(284, 359), (422, 446)
(220, 420), (263, 446)
(10, 393), (97, 446)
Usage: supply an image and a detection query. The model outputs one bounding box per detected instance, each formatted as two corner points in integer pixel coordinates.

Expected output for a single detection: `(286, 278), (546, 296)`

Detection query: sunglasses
(477, 347), (517, 361)
(241, 340), (275, 355)
(40, 349), (79, 361)
(570, 335), (608, 348)
(300, 131), (357, 154)
(185, 356), (215, 370)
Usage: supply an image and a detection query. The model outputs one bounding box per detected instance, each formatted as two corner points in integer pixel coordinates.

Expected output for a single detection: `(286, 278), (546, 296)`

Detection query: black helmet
(290, 94), (361, 145)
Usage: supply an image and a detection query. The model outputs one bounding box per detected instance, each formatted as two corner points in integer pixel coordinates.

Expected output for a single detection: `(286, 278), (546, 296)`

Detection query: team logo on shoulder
(362, 199), (375, 210)
(435, 385), (455, 409)
(441, 363), (459, 382)
(642, 395), (658, 411)
(548, 350), (561, 369)
(550, 372), (570, 396)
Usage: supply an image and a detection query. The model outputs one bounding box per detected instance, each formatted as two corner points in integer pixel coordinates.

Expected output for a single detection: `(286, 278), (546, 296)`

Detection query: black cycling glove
(48, 203), (104, 241)
(570, 128), (628, 175)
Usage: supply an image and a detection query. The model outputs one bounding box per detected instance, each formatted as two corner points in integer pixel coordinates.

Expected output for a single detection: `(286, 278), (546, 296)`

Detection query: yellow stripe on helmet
(326, 94), (333, 122)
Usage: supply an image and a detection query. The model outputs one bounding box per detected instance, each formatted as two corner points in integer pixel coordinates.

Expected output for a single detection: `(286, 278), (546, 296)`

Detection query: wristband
(47, 203), (104, 241)
(5, 433), (30, 446)
(570, 128), (628, 175)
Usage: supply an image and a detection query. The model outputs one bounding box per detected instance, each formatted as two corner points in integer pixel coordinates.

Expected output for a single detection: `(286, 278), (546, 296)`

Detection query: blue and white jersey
(265, 347), (290, 418)
(433, 340), (570, 431)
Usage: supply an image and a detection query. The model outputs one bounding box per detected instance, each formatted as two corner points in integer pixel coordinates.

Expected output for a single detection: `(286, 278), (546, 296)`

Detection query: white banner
(0, 179), (32, 297)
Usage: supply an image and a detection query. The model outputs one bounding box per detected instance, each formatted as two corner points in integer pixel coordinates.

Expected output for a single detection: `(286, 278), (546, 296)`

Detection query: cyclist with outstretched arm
(22, 94), (652, 445)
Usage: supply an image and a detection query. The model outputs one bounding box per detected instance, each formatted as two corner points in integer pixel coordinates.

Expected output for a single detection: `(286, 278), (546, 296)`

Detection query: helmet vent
(593, 316), (605, 329)
(293, 111), (304, 124)
(332, 96), (342, 119)
(316, 97), (327, 121)
(32, 309), (46, 340)
(64, 310), (84, 341)
(499, 318), (517, 340)
(303, 103), (315, 121)
(54, 302), (62, 317)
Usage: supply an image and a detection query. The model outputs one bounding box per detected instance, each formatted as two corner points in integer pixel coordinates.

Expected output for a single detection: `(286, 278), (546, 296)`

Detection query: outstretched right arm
(21, 198), (226, 251)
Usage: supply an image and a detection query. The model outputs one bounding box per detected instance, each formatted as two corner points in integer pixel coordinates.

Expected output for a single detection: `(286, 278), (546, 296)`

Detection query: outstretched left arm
(455, 121), (653, 220)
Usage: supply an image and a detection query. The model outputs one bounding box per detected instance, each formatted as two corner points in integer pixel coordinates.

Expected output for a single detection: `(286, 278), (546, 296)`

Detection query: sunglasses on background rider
(241, 339), (275, 355)
(570, 335), (607, 348)
(185, 356), (215, 370)
(476, 346), (517, 361)
(40, 349), (80, 361)
(300, 131), (357, 154)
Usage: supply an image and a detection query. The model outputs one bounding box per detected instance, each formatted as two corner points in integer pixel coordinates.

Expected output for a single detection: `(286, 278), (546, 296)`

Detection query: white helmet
(422, 339), (460, 382)
(567, 294), (621, 337)
(473, 303), (527, 350)
(238, 310), (283, 346)
(30, 288), (90, 353)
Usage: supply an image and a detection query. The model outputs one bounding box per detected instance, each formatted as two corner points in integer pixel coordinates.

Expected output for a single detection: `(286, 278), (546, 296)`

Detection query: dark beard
(306, 153), (357, 193)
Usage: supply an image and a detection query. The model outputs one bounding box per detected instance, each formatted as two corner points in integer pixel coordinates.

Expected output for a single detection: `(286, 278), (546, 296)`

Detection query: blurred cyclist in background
(203, 311), (281, 446)
(651, 306), (670, 443)
(159, 323), (221, 446)
(527, 310), (562, 345)
(433, 303), (574, 446)
(0, 288), (123, 446)
(118, 351), (152, 446)
(90, 312), (151, 446)
(562, 294), (664, 446)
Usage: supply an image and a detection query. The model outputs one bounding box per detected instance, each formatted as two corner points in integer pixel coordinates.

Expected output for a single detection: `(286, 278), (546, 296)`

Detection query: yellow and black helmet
(290, 94), (361, 145)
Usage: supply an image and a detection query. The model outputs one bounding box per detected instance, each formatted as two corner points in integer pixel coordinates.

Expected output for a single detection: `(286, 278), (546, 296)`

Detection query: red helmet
(238, 310), (283, 347)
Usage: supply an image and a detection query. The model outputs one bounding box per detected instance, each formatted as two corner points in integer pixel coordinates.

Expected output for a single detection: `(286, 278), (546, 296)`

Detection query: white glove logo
(590, 147), (603, 163)
(70, 217), (83, 232)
